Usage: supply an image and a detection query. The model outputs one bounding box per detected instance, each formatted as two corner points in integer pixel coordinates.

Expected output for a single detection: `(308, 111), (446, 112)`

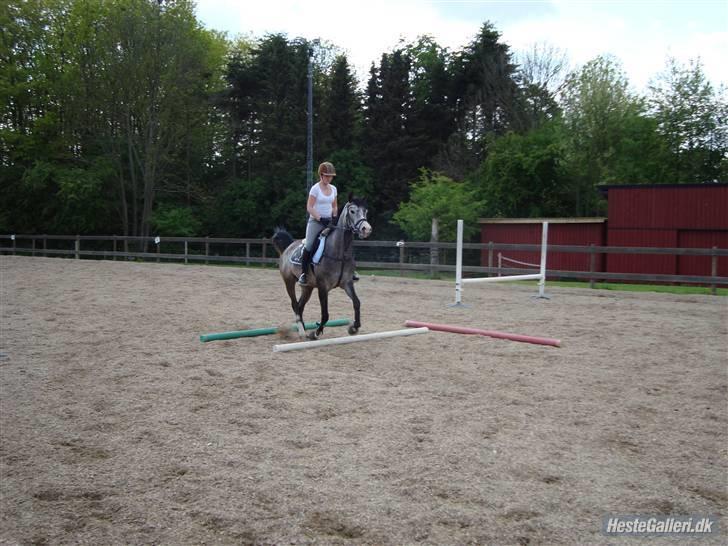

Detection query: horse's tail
(271, 227), (294, 255)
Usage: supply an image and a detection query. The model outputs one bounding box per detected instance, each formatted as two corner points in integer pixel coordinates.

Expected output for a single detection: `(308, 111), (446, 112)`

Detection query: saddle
(289, 227), (331, 266)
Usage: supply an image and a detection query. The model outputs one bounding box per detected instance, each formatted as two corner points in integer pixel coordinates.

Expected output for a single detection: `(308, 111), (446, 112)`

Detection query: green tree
(474, 121), (572, 218)
(648, 57), (728, 183)
(0, 0), (227, 238)
(453, 23), (520, 151)
(152, 204), (202, 237)
(560, 55), (647, 214)
(223, 35), (348, 233)
(393, 170), (484, 241)
(406, 36), (456, 173)
(362, 49), (419, 216)
(514, 42), (568, 130)
(321, 54), (360, 154)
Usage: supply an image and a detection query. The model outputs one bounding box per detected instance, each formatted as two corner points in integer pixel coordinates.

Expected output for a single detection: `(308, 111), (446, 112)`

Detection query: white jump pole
(273, 327), (429, 353)
(463, 273), (541, 284)
(537, 221), (548, 299)
(450, 219), (465, 306)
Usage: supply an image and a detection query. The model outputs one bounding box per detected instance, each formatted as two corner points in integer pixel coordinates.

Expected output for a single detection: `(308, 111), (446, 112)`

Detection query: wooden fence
(2, 234), (727, 294)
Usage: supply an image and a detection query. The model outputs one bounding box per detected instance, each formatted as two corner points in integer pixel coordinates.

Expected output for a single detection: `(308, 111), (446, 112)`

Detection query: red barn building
(602, 183), (728, 278)
(478, 183), (728, 280)
(478, 218), (607, 273)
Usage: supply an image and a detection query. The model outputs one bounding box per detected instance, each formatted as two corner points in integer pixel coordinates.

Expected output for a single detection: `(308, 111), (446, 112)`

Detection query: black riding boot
(298, 248), (312, 285)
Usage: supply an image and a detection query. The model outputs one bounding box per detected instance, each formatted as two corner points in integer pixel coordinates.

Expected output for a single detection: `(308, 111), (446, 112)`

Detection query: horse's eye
(349, 209), (354, 214)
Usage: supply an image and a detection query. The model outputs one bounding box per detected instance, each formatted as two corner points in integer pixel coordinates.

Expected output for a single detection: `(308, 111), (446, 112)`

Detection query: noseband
(352, 217), (368, 234)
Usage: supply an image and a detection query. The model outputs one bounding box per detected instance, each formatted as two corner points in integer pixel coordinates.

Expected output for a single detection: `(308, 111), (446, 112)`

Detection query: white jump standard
(453, 219), (549, 305)
(273, 327), (429, 352)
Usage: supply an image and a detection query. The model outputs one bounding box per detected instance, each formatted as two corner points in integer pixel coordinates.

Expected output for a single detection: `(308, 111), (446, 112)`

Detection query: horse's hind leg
(308, 287), (329, 340)
(342, 281), (361, 335)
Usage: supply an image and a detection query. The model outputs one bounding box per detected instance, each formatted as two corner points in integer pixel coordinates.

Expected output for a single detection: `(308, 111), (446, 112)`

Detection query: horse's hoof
(348, 326), (359, 335)
(307, 331), (320, 341)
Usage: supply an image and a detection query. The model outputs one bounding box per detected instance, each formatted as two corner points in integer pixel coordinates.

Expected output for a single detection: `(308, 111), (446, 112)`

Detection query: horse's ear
(348, 192), (353, 203)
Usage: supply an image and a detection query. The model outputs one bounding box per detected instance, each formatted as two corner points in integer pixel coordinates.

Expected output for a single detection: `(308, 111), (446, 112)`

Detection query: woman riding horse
(272, 192), (372, 340)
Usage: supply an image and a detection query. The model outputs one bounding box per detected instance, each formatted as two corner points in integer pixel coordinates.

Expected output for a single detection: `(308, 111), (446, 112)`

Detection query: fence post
(589, 244), (596, 289)
(156, 237), (161, 262)
(246, 242), (250, 266)
(399, 242), (405, 276)
(75, 235), (80, 260)
(429, 217), (439, 278)
(113, 236), (117, 261)
(31, 237), (36, 257)
(711, 246), (718, 296)
(184, 240), (188, 265)
(12, 235), (16, 255)
(262, 242), (267, 267)
(487, 242), (494, 277)
(43, 235), (47, 257)
(205, 236), (209, 265)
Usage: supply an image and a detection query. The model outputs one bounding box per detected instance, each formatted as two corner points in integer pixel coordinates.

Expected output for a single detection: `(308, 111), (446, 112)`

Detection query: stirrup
(298, 273), (307, 285)
(352, 272), (359, 282)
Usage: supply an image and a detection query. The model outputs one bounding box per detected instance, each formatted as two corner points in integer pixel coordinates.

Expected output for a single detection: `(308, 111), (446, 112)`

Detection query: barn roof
(477, 217), (606, 224)
(598, 182), (728, 193)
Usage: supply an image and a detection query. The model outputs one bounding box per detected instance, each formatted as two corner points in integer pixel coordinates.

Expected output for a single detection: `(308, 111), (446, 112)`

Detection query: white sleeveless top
(309, 183), (337, 218)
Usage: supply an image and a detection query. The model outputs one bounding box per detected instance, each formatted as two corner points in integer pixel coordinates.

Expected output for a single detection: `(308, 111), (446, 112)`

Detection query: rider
(299, 162), (338, 285)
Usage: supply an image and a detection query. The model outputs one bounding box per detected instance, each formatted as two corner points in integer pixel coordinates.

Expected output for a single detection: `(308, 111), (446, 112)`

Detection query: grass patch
(545, 280), (727, 296)
(357, 268), (726, 296)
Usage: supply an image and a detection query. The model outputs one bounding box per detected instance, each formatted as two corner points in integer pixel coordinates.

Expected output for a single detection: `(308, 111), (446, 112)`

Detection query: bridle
(330, 202), (368, 237)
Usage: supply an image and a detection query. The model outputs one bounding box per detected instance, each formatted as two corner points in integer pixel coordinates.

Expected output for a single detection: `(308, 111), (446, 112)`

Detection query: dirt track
(1, 256), (726, 544)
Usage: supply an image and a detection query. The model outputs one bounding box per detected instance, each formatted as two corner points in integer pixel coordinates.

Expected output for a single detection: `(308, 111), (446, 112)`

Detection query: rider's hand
(319, 217), (330, 227)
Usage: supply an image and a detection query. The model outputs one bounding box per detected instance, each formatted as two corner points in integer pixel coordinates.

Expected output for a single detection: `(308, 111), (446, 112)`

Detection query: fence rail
(2, 234), (726, 293)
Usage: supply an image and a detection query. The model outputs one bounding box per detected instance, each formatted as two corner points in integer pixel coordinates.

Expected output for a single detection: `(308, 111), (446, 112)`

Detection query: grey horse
(272, 196), (372, 340)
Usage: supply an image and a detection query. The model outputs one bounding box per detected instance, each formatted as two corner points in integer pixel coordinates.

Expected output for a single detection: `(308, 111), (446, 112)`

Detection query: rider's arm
(307, 194), (319, 221)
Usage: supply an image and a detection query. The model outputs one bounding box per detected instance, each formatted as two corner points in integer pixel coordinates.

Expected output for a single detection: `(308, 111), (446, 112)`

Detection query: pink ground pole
(404, 320), (561, 348)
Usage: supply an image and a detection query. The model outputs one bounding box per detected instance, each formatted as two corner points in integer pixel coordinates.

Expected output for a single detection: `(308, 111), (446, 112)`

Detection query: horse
(272, 195), (372, 340)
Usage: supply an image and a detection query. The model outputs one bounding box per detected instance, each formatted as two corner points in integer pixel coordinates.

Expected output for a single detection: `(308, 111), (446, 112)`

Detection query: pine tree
(362, 50), (419, 216)
(322, 55), (360, 154)
(451, 22), (520, 162)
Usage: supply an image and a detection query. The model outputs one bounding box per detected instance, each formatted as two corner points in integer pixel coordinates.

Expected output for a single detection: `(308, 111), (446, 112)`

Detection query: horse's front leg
(295, 286), (315, 338)
(342, 281), (361, 335)
(307, 287), (329, 340)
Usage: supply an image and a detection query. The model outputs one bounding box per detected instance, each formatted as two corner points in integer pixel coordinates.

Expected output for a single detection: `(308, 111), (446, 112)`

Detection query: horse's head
(340, 193), (372, 238)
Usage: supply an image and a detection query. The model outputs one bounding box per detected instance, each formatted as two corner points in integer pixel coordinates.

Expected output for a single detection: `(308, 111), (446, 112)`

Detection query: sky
(194, 0), (727, 92)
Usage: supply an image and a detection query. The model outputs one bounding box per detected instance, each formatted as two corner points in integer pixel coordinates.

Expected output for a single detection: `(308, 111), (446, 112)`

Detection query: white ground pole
(453, 220), (549, 304)
(273, 327), (429, 352)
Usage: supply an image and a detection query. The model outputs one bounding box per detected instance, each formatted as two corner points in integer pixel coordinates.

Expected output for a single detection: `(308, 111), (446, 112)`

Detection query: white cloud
(209, 0), (478, 81)
(501, 1), (727, 91)
(196, 0), (727, 91)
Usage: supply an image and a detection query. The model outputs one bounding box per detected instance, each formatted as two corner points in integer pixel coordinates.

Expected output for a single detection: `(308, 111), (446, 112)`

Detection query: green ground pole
(200, 318), (350, 343)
